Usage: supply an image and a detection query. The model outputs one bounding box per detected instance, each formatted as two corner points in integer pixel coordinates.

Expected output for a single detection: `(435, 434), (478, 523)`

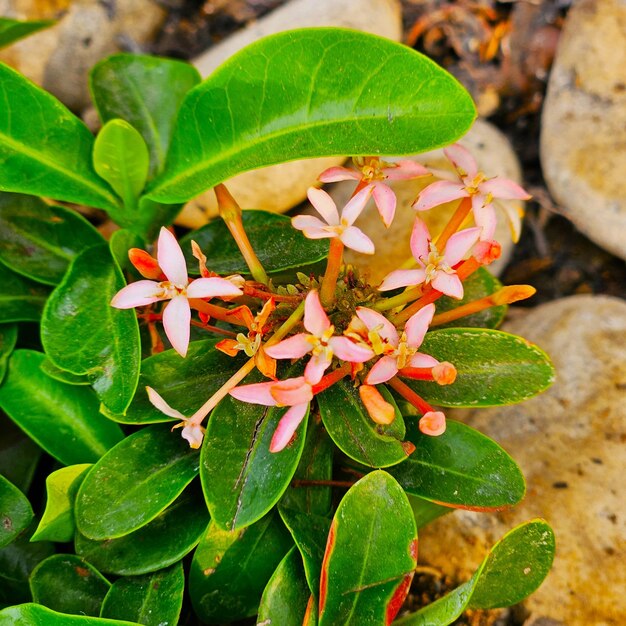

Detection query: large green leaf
(100, 562), (184, 626)
(405, 328), (555, 407)
(408, 495), (451, 529)
(0, 18), (54, 48)
(0, 475), (33, 548)
(41, 243), (141, 415)
(0, 604), (139, 625)
(0, 193), (104, 285)
(317, 380), (410, 468)
(201, 383), (309, 531)
(180, 210), (328, 277)
(387, 420), (525, 510)
(0, 350), (124, 466)
(0, 414), (41, 493)
(318, 471), (417, 626)
(189, 513), (292, 624)
(0, 324), (17, 384)
(0, 262), (50, 323)
(395, 520), (555, 625)
(75, 487), (208, 576)
(0, 63), (119, 211)
(147, 28), (475, 203)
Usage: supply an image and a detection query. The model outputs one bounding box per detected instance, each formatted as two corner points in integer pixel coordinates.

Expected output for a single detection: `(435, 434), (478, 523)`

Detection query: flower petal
(356, 307), (398, 345)
(359, 385), (395, 425)
(265, 333), (312, 359)
(432, 272), (464, 299)
(307, 187), (339, 225)
(383, 160), (429, 180)
(271, 376), (314, 406)
(181, 423), (204, 449)
(497, 199), (524, 242)
(157, 227), (188, 286)
(304, 352), (332, 385)
(378, 269), (426, 292)
(291, 214), (332, 239)
(146, 386), (186, 419)
(162, 295), (191, 357)
(110, 280), (162, 308)
(365, 355), (399, 385)
(318, 166), (360, 183)
(186, 277), (243, 299)
(444, 143), (478, 178)
(128, 248), (163, 280)
(230, 380), (278, 405)
(405, 303), (435, 348)
(472, 201), (497, 241)
(340, 226), (375, 254)
(303, 290), (331, 336)
(481, 177), (530, 200)
(413, 180), (467, 211)
(372, 183), (396, 227)
(410, 217), (431, 263)
(270, 403), (309, 453)
(419, 411), (446, 436)
(409, 352), (439, 368)
(329, 336), (374, 363)
(444, 227), (481, 266)
(341, 185), (373, 226)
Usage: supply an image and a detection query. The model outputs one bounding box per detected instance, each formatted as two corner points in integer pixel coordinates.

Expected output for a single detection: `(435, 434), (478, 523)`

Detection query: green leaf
(189, 513), (293, 624)
(395, 520), (555, 625)
(0, 193), (104, 285)
(40, 358), (90, 386)
(201, 371), (308, 531)
(29, 554), (110, 617)
(0, 414), (42, 493)
(318, 471), (417, 626)
(0, 18), (54, 48)
(0, 263), (50, 323)
(180, 211), (328, 277)
(0, 604), (140, 625)
(407, 495), (451, 530)
(93, 120), (149, 210)
(434, 267), (506, 329)
(90, 54), (201, 179)
(75, 487), (208, 576)
(405, 328), (555, 407)
(0, 475), (33, 548)
(258, 548), (311, 626)
(0, 63), (120, 211)
(0, 324), (17, 383)
(317, 380), (410, 468)
(108, 229), (144, 277)
(75, 424), (200, 540)
(31, 464), (92, 543)
(100, 562), (184, 626)
(387, 419), (525, 510)
(41, 243), (141, 414)
(103, 339), (240, 424)
(0, 350), (124, 466)
(147, 28), (475, 203)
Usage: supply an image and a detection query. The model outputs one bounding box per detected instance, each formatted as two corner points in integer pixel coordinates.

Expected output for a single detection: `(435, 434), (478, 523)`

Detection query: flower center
(157, 281), (186, 299)
(421, 242), (453, 283)
(464, 172), (487, 195)
(234, 332), (262, 357)
(394, 332), (416, 370)
(308, 326), (335, 359)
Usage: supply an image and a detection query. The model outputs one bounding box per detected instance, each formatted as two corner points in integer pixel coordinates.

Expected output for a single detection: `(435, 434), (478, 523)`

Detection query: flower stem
(436, 196), (473, 249)
(311, 362), (352, 395)
(189, 299), (249, 327)
(387, 376), (434, 416)
(320, 237), (344, 307)
(372, 286), (422, 312)
(391, 286), (440, 326)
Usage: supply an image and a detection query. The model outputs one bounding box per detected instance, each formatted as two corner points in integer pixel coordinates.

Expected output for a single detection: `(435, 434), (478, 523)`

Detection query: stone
(176, 0), (403, 228)
(540, 0), (626, 260)
(0, 0), (166, 111)
(416, 295), (626, 626)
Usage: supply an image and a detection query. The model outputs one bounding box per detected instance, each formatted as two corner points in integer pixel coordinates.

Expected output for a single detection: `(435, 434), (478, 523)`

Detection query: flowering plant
(0, 28), (555, 625)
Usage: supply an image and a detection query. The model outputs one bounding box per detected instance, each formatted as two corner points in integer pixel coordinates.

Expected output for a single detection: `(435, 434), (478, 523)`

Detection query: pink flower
(264, 291), (373, 384)
(229, 376), (313, 452)
(413, 143), (531, 242)
(111, 227), (243, 357)
(355, 304), (439, 385)
(319, 157), (429, 227)
(379, 218), (480, 299)
(292, 187), (375, 254)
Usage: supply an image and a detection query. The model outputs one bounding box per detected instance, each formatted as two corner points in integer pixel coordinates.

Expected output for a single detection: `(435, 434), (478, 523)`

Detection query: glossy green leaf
(318, 471), (417, 626)
(0, 350), (124, 466)
(93, 120), (149, 210)
(31, 464), (92, 543)
(189, 513), (292, 624)
(0, 193), (104, 285)
(0, 63), (119, 211)
(103, 339), (240, 424)
(0, 324), (17, 383)
(0, 475), (33, 548)
(434, 267), (506, 329)
(0, 263), (50, 323)
(317, 379), (410, 468)
(108, 229), (144, 277)
(405, 328), (555, 407)
(147, 28), (475, 203)
(75, 487), (208, 576)
(257, 547), (310, 626)
(90, 54), (201, 179)
(0, 18), (54, 48)
(40, 358), (90, 385)
(0, 603), (140, 625)
(100, 562), (184, 626)
(29, 554), (110, 617)
(180, 211), (328, 277)
(408, 495), (451, 529)
(388, 419), (525, 510)
(75, 424), (200, 540)
(41, 244), (141, 414)
(0, 415), (41, 493)
(395, 520), (555, 625)
(201, 382), (308, 531)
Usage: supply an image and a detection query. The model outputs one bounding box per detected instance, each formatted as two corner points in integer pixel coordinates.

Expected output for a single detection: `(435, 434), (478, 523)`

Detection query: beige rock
(177, 0), (403, 228)
(417, 295), (626, 626)
(540, 0), (626, 260)
(332, 119), (524, 282)
(0, 0), (166, 111)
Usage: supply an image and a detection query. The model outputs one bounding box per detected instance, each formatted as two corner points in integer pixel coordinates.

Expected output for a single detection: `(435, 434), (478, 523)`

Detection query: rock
(331, 119), (524, 282)
(417, 295), (626, 626)
(177, 0), (403, 228)
(0, 0), (166, 111)
(540, 0), (626, 260)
